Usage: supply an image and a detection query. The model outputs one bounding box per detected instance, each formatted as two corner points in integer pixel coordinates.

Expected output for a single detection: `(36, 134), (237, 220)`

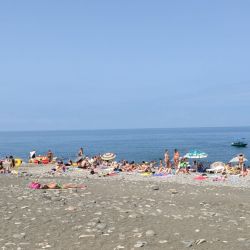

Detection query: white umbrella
(210, 161), (225, 168)
(206, 161), (225, 173)
(229, 156), (248, 163)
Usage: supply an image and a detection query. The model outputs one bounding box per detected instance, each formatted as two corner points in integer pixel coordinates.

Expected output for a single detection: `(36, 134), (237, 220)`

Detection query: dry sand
(0, 165), (250, 250)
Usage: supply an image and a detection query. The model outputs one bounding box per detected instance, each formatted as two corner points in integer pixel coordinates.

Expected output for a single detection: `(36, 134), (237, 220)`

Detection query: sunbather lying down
(29, 182), (86, 190)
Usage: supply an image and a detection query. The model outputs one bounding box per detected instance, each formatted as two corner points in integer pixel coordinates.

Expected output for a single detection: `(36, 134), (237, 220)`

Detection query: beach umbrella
(206, 162), (225, 173)
(101, 153), (116, 161)
(229, 156), (248, 163)
(210, 162), (225, 168)
(184, 150), (208, 159)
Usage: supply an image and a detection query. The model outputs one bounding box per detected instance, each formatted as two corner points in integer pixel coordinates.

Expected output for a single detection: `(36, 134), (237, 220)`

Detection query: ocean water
(0, 127), (249, 163)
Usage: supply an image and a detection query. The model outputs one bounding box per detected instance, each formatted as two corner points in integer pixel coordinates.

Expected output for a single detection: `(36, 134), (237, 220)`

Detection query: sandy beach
(1, 165), (250, 250)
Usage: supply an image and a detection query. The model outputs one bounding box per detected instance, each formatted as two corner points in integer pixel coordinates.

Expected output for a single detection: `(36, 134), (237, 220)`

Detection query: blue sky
(0, 0), (250, 130)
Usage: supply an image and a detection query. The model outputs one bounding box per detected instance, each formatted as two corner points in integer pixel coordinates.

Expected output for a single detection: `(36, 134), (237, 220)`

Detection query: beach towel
(153, 173), (166, 177)
(141, 172), (152, 176)
(194, 175), (208, 181)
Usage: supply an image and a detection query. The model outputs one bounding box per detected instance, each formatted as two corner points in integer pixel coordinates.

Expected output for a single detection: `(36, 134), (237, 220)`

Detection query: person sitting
(9, 156), (15, 169)
(158, 160), (165, 173)
(55, 160), (66, 172)
(176, 158), (190, 175)
(190, 160), (198, 172)
(197, 163), (204, 173)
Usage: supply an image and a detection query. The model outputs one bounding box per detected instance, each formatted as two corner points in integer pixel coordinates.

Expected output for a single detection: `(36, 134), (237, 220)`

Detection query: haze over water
(0, 127), (249, 163)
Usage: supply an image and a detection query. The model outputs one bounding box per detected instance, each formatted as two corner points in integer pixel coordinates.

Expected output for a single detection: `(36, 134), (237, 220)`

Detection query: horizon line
(0, 125), (250, 133)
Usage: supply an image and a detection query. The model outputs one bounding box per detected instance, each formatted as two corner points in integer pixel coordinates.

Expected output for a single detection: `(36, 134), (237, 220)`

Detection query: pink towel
(194, 175), (208, 181)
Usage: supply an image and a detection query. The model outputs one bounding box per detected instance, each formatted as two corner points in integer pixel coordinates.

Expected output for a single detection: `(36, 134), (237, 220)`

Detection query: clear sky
(0, 0), (250, 131)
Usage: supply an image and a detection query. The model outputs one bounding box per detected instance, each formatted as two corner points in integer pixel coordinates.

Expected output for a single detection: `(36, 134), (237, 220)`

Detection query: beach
(1, 165), (250, 250)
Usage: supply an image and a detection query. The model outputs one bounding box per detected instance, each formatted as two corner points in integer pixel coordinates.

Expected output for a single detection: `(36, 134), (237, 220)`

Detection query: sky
(0, 0), (250, 131)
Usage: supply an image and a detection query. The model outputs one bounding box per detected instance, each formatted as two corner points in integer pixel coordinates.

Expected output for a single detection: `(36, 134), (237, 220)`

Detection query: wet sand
(0, 166), (250, 249)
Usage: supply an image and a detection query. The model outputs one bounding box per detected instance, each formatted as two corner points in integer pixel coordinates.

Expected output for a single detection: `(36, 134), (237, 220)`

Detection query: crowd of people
(54, 148), (249, 177)
(0, 147), (249, 177)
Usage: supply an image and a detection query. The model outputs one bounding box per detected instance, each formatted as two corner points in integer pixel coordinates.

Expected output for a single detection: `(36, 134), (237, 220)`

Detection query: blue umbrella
(184, 150), (208, 159)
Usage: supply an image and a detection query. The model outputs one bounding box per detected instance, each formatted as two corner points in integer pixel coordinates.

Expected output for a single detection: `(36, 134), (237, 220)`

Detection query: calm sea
(0, 127), (249, 163)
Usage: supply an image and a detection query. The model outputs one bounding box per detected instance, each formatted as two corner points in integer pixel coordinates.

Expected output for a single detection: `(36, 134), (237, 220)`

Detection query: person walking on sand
(173, 149), (180, 168)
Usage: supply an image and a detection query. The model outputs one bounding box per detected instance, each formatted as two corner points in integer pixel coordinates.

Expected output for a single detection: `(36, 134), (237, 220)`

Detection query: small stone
(129, 214), (139, 219)
(169, 189), (178, 194)
(51, 197), (62, 201)
(79, 234), (95, 238)
(72, 225), (83, 231)
(96, 223), (107, 230)
(195, 239), (206, 245)
(182, 240), (194, 248)
(159, 240), (168, 244)
(145, 230), (156, 237)
(42, 245), (51, 249)
(134, 241), (147, 248)
(65, 206), (77, 211)
(114, 246), (125, 249)
(238, 238), (246, 241)
(12, 233), (26, 240)
(152, 185), (159, 190)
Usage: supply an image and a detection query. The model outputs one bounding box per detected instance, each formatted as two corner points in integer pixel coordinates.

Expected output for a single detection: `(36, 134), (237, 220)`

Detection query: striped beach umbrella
(101, 153), (116, 161)
(184, 150), (208, 159)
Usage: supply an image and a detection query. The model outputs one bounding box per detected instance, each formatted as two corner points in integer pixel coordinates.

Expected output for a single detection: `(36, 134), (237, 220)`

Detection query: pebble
(79, 234), (95, 238)
(114, 245), (125, 249)
(237, 238), (246, 241)
(169, 189), (178, 194)
(134, 241), (147, 248)
(129, 213), (139, 219)
(159, 240), (168, 244)
(65, 206), (77, 211)
(145, 230), (156, 237)
(182, 240), (194, 248)
(152, 185), (159, 190)
(96, 223), (107, 230)
(195, 239), (206, 245)
(13, 233), (26, 240)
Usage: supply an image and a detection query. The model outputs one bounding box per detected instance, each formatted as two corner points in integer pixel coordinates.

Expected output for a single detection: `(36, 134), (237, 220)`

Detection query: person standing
(164, 150), (170, 167)
(78, 147), (84, 157)
(173, 149), (180, 168)
(239, 154), (246, 176)
(47, 150), (53, 162)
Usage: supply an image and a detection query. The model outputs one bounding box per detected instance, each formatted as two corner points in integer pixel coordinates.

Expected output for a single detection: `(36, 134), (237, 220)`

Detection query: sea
(0, 127), (249, 164)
